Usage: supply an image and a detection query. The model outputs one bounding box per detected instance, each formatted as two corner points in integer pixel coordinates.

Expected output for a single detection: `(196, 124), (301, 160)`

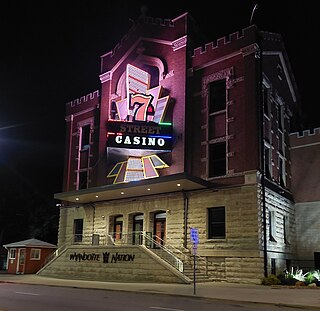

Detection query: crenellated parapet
(290, 127), (320, 149)
(191, 25), (259, 59)
(290, 127), (320, 139)
(66, 90), (100, 108)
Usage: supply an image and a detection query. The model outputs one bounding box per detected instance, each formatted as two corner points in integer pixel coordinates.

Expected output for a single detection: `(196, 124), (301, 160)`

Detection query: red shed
(3, 238), (57, 274)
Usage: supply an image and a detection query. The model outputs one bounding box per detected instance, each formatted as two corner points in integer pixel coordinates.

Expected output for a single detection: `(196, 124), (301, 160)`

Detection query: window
(271, 258), (276, 275)
(81, 124), (90, 149)
(315, 252), (320, 270)
(262, 85), (270, 117)
(209, 80), (226, 113)
(208, 206), (226, 239)
(30, 248), (41, 260)
(9, 249), (16, 259)
(269, 210), (276, 242)
(77, 123), (91, 190)
(278, 104), (284, 131)
(279, 156), (286, 187)
(79, 171), (88, 190)
(283, 215), (290, 244)
(264, 145), (271, 179)
(209, 142), (226, 177)
(74, 218), (84, 243)
(113, 216), (123, 241)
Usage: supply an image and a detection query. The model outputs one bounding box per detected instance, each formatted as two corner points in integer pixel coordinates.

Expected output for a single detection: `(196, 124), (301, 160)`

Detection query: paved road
(0, 273), (320, 310)
(0, 283), (315, 311)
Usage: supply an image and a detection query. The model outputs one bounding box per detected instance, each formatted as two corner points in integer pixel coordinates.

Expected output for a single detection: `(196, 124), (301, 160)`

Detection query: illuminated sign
(106, 64), (172, 184)
(106, 121), (172, 151)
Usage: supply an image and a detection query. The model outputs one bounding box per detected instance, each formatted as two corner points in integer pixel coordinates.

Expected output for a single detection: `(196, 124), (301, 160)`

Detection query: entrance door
(133, 214), (143, 245)
(154, 212), (166, 245)
(17, 248), (25, 274)
(114, 216), (123, 243)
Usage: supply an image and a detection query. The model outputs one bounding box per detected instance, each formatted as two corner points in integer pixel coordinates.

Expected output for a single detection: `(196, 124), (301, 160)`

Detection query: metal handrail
(141, 232), (183, 272)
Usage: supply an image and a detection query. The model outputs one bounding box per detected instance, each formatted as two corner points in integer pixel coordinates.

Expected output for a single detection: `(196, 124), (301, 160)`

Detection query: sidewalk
(1, 273), (320, 309)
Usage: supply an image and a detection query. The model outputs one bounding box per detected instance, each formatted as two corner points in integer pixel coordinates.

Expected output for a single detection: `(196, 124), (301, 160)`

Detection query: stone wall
(38, 245), (189, 284)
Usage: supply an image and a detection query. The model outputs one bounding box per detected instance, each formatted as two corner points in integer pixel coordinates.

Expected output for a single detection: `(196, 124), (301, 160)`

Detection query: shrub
(261, 274), (281, 286)
(277, 273), (296, 286)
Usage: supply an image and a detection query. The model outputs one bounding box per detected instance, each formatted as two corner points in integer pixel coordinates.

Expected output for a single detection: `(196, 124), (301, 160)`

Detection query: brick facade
(51, 12), (307, 284)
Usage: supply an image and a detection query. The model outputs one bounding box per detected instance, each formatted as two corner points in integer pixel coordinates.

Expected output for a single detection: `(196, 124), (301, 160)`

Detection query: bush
(277, 273), (296, 286)
(261, 274), (281, 285)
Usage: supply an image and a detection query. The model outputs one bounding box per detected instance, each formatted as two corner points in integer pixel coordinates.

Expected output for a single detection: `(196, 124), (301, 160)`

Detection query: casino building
(38, 12), (304, 284)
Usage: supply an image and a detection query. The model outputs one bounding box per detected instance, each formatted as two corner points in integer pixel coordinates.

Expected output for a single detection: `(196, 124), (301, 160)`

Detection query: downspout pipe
(256, 33), (268, 277)
(183, 190), (189, 249)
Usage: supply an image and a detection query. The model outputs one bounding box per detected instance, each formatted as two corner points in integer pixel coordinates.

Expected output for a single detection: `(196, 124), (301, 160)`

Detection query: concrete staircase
(149, 247), (211, 282)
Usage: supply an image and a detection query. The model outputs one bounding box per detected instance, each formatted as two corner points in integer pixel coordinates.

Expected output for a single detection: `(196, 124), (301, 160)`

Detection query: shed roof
(3, 238), (57, 249)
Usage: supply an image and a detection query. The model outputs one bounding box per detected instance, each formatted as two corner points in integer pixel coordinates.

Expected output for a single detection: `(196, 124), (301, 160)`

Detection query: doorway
(113, 215), (123, 243)
(133, 213), (143, 245)
(17, 248), (25, 274)
(154, 212), (166, 245)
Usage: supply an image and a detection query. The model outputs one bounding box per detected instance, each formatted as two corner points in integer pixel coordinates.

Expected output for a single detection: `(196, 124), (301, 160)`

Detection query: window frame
(269, 210), (277, 242)
(9, 248), (16, 259)
(30, 248), (41, 260)
(208, 206), (226, 239)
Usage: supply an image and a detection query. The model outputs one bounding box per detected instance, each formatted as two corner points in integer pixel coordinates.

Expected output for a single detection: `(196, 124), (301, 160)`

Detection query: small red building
(3, 238), (57, 274)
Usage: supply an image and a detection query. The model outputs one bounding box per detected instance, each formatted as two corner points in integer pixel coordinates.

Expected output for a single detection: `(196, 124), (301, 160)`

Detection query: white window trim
(30, 248), (41, 260)
(9, 248), (16, 259)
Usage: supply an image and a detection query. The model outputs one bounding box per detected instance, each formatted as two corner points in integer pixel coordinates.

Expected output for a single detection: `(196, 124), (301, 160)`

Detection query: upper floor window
(209, 142), (226, 177)
(80, 124), (91, 150)
(79, 171), (88, 190)
(262, 85), (270, 117)
(278, 104), (284, 132)
(208, 206), (226, 239)
(264, 144), (271, 179)
(209, 80), (226, 113)
(279, 156), (286, 187)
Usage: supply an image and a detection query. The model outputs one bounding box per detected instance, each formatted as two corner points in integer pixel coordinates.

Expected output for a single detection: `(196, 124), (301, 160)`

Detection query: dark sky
(0, 0), (319, 201)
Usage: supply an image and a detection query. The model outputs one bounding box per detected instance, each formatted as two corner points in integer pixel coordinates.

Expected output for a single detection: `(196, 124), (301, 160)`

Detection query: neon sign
(106, 64), (172, 183)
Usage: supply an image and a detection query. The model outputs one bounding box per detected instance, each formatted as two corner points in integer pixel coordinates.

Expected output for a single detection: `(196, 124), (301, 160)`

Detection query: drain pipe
(183, 190), (189, 248)
(256, 34), (268, 277)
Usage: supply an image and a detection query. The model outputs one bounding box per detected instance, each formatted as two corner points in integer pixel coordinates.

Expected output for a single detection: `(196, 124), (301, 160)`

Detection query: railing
(141, 232), (184, 272)
(42, 232), (210, 277)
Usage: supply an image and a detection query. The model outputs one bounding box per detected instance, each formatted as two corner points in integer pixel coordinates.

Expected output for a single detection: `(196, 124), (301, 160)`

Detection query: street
(0, 283), (312, 311)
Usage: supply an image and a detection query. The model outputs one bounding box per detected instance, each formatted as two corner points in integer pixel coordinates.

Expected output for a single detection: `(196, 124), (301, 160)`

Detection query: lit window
(208, 206), (226, 239)
(30, 248), (41, 260)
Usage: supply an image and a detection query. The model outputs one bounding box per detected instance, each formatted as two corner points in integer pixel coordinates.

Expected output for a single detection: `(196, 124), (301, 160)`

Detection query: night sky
(1, 0), (319, 202)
